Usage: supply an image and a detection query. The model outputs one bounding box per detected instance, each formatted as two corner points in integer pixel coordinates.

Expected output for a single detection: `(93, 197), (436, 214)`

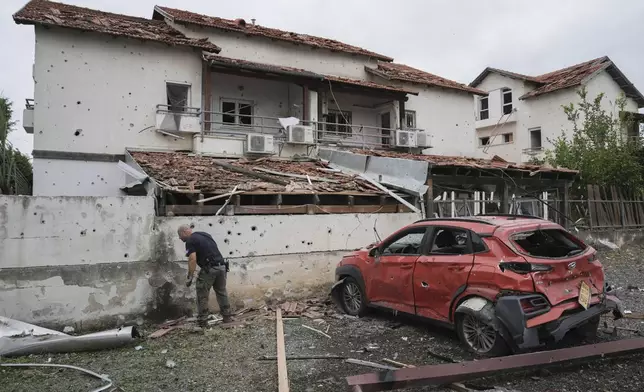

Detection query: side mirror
(369, 247), (380, 258)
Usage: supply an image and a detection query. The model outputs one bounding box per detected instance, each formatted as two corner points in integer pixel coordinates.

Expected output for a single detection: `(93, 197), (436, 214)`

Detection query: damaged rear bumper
(495, 294), (623, 352)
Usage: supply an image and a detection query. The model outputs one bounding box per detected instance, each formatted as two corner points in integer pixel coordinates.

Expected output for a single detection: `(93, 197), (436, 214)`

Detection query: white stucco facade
(473, 70), (639, 163)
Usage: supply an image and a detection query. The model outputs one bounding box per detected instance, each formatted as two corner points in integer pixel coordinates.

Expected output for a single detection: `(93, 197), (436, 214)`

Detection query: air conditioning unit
(246, 134), (275, 154)
(394, 130), (418, 148)
(287, 125), (315, 144)
(416, 131), (432, 148)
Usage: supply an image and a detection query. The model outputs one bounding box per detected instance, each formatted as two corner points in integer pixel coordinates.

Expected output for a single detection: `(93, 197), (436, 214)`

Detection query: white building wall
(405, 86), (477, 156)
(169, 22), (380, 80)
(32, 159), (126, 197)
(32, 27), (204, 195)
(0, 195), (419, 326)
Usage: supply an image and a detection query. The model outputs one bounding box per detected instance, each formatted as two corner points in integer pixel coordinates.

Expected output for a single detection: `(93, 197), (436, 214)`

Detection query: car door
(368, 226), (429, 315)
(413, 226), (476, 321)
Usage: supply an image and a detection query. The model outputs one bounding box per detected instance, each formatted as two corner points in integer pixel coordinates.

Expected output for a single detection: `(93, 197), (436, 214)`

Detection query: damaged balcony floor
(3, 245), (644, 392)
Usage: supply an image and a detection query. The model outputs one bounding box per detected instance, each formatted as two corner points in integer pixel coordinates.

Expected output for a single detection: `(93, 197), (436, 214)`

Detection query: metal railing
(25, 98), (34, 110)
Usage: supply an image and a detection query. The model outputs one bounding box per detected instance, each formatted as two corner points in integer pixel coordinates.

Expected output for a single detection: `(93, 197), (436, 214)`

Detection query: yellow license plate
(578, 281), (591, 310)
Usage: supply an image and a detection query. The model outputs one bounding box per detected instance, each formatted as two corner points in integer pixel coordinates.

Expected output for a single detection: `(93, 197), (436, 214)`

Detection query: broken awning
(203, 54), (416, 95)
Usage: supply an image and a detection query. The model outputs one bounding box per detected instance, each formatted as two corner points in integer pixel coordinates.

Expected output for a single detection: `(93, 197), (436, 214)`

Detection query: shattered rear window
(511, 229), (587, 258)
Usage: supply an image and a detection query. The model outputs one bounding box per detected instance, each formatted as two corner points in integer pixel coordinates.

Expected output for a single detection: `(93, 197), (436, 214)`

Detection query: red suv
(331, 215), (623, 356)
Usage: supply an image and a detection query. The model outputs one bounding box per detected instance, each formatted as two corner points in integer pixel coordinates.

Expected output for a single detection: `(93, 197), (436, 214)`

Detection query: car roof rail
(413, 217), (497, 226)
(476, 213), (544, 220)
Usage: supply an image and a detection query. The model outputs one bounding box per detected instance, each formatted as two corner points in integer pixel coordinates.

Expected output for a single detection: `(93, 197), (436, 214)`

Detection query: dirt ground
(2, 244), (644, 392)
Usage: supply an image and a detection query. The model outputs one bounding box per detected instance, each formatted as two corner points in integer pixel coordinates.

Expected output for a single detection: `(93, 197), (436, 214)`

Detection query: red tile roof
(366, 62), (487, 95)
(520, 57), (610, 99)
(13, 0), (221, 53)
(129, 151), (384, 195)
(351, 149), (578, 175)
(154, 6), (393, 61)
(470, 57), (644, 106)
(203, 54), (414, 95)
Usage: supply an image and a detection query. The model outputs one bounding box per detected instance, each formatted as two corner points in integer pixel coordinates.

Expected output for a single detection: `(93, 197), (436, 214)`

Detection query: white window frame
(166, 82), (191, 112)
(529, 127), (542, 150)
(479, 136), (490, 147)
(502, 133), (513, 143)
(404, 110), (417, 129)
(326, 109), (352, 137)
(220, 98), (254, 127)
(479, 96), (489, 120)
(502, 88), (513, 115)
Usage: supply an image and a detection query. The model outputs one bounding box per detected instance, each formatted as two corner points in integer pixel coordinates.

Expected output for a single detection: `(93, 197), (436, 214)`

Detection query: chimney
(251, 18), (256, 26)
(234, 18), (246, 27)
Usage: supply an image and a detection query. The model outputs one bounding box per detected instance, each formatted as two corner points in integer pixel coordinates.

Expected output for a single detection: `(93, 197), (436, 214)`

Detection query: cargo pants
(196, 265), (231, 326)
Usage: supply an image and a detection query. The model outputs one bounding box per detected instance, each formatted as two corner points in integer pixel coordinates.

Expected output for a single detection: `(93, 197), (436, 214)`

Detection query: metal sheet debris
(0, 316), (140, 357)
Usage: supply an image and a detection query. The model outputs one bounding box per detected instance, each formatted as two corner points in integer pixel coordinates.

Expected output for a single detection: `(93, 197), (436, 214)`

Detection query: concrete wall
(32, 27), (203, 196)
(32, 159), (126, 197)
(170, 22), (380, 80)
(473, 70), (639, 163)
(0, 195), (419, 327)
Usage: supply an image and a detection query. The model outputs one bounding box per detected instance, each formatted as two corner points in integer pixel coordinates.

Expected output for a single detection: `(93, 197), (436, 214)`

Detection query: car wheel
(341, 277), (367, 317)
(574, 316), (600, 341)
(456, 312), (509, 357)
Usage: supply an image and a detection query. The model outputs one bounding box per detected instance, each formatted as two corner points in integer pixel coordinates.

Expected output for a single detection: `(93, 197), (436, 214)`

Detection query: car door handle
(400, 264), (413, 270)
(421, 281), (429, 288)
(448, 266), (466, 271)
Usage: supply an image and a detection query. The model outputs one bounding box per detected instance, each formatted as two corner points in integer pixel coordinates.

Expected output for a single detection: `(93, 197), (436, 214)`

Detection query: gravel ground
(2, 244), (644, 392)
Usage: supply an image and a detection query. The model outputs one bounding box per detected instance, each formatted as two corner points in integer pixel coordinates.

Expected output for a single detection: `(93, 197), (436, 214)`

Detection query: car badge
(567, 262), (576, 270)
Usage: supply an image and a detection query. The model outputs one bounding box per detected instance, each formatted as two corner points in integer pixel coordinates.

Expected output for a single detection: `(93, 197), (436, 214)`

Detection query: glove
(186, 275), (193, 287)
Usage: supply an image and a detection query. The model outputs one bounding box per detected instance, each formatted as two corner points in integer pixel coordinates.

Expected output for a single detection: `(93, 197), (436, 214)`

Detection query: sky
(2, 0), (644, 157)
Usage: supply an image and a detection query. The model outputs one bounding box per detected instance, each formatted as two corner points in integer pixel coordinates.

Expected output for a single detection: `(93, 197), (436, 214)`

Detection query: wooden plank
(211, 160), (289, 186)
(276, 309), (290, 392)
(165, 204), (403, 216)
(587, 185), (595, 228)
(254, 167), (340, 183)
(197, 191), (245, 204)
(594, 185), (609, 227)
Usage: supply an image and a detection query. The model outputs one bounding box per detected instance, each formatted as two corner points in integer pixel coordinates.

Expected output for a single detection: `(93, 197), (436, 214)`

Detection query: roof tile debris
(204, 54), (412, 94)
(520, 57), (610, 99)
(351, 149), (578, 175)
(130, 151), (384, 195)
(13, 0), (221, 53)
(154, 6), (392, 61)
(367, 62), (486, 95)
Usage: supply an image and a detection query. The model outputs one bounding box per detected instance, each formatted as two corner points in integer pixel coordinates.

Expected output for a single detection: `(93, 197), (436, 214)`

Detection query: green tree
(0, 95), (32, 194)
(546, 88), (643, 197)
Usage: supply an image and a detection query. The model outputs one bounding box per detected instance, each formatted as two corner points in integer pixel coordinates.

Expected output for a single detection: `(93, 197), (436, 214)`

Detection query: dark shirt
(185, 231), (225, 269)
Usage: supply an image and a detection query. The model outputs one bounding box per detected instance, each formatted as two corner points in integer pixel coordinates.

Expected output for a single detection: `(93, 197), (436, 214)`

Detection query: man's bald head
(177, 224), (193, 242)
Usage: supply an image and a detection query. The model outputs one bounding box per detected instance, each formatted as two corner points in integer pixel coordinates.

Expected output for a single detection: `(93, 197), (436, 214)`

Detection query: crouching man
(177, 224), (233, 327)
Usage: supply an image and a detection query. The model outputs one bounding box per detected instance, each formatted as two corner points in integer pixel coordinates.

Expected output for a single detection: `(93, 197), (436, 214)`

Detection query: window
(430, 228), (470, 255)
(221, 99), (253, 126)
(479, 137), (490, 146)
(511, 229), (586, 258)
(530, 128), (542, 149)
(405, 110), (416, 129)
(326, 110), (352, 136)
(471, 233), (487, 253)
(166, 83), (190, 112)
(503, 133), (513, 143)
(502, 88), (513, 115)
(479, 96), (489, 120)
(381, 229), (426, 256)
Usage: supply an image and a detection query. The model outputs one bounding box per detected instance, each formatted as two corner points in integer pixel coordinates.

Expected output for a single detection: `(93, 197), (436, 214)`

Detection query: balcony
(23, 99), (34, 134)
(196, 111), (431, 156)
(155, 104), (201, 136)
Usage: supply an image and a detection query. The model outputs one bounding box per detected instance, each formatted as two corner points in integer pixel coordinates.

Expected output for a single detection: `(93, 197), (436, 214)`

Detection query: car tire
(574, 316), (600, 341)
(456, 311), (509, 357)
(340, 277), (367, 317)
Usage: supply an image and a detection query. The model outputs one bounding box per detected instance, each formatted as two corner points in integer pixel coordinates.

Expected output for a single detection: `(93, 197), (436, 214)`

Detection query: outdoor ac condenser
(395, 130), (418, 148)
(246, 134), (275, 154)
(416, 131), (432, 148)
(287, 125), (315, 144)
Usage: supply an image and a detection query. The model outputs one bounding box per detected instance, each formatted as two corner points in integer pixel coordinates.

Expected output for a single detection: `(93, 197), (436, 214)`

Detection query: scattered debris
(382, 358), (414, 368)
(259, 354), (347, 361)
(165, 360), (176, 369)
(302, 324), (331, 339)
(161, 349), (168, 354)
(428, 349), (460, 364)
(148, 326), (178, 339)
(362, 343), (379, 352)
(597, 239), (619, 250)
(345, 358), (398, 371)
(159, 316), (187, 329)
(625, 310), (633, 314)
(0, 363), (113, 392)
(63, 326), (75, 334)
(401, 336), (408, 342)
(134, 345), (143, 351)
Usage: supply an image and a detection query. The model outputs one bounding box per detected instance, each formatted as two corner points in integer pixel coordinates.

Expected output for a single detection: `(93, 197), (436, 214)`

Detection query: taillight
(499, 261), (553, 274)
(520, 296), (549, 314)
